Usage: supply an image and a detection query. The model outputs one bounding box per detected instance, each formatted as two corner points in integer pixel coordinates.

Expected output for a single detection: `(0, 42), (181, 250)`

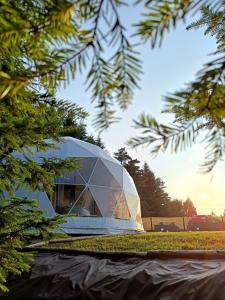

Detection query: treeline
(114, 148), (197, 217)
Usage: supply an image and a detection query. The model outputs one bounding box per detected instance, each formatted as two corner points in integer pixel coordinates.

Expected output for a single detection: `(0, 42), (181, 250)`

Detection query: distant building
(15, 137), (144, 234)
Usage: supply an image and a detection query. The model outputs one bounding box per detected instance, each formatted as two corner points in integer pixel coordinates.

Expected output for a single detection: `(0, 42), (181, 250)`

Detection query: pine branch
(135, 0), (223, 48)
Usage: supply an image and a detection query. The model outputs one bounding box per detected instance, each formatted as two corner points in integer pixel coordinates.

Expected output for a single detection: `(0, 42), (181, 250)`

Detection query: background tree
(183, 198), (197, 216)
(114, 148), (132, 166)
(137, 163), (171, 217)
(125, 158), (142, 181)
(114, 147), (143, 183)
(57, 101), (105, 148)
(163, 199), (184, 217)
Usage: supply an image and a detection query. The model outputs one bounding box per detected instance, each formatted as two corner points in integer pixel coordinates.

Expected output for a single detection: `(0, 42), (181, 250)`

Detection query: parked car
(187, 215), (225, 231)
(154, 222), (180, 232)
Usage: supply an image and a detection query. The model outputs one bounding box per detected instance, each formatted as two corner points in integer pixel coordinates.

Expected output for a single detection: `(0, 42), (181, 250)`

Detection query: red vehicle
(187, 215), (225, 231)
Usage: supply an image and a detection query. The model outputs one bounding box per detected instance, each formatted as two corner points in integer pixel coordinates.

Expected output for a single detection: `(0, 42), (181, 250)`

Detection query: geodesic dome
(16, 137), (143, 234)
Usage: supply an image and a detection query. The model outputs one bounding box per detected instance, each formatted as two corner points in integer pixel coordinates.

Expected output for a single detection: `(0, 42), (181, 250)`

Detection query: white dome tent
(16, 137), (144, 234)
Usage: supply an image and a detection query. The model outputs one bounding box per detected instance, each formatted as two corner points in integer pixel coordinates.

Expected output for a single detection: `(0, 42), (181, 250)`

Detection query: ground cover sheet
(1, 253), (225, 300)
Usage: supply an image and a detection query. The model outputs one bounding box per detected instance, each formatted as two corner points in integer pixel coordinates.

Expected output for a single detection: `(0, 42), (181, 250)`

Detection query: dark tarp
(1, 253), (225, 300)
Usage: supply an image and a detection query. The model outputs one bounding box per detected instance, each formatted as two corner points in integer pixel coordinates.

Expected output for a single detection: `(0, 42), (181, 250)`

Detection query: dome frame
(15, 137), (144, 234)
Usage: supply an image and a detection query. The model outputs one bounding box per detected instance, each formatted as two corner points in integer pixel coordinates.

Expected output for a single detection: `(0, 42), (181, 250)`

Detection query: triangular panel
(55, 171), (85, 185)
(135, 199), (143, 225)
(135, 213), (142, 225)
(75, 139), (117, 163)
(101, 159), (123, 188)
(62, 138), (97, 158)
(89, 159), (121, 189)
(95, 149), (118, 163)
(46, 137), (97, 159)
(89, 186), (120, 217)
(51, 184), (85, 214)
(79, 158), (98, 182)
(73, 139), (102, 157)
(112, 189), (122, 203)
(70, 188), (101, 216)
(122, 169), (138, 195)
(113, 192), (131, 220)
(124, 191), (139, 219)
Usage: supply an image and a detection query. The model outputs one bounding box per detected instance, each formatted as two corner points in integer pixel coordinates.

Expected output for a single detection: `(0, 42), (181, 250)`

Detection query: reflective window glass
(89, 186), (120, 217)
(54, 171), (85, 185)
(89, 160), (120, 188)
(70, 188), (102, 217)
(50, 184), (85, 214)
(79, 158), (98, 182)
(102, 159), (123, 186)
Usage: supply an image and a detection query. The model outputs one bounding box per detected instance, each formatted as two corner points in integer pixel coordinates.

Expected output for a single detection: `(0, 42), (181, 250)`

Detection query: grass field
(47, 232), (225, 252)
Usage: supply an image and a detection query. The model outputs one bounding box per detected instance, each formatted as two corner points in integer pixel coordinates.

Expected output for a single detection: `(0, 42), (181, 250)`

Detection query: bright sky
(57, 4), (225, 216)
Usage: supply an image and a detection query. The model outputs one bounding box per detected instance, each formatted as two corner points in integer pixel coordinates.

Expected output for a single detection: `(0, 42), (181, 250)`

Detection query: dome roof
(16, 137), (144, 234)
(33, 136), (119, 164)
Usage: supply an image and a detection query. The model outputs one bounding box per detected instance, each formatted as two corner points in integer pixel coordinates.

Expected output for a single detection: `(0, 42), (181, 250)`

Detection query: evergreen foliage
(114, 148), (133, 166)
(138, 162), (171, 217)
(0, 197), (64, 292)
(0, 90), (80, 292)
(135, 0), (222, 48)
(129, 1), (225, 172)
(0, 0), (133, 290)
(0, 0), (142, 131)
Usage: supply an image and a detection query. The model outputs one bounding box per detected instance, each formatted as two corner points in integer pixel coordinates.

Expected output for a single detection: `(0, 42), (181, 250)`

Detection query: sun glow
(200, 193), (209, 202)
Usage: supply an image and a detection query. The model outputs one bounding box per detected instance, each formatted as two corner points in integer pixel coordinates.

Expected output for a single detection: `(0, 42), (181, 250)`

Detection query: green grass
(46, 232), (225, 252)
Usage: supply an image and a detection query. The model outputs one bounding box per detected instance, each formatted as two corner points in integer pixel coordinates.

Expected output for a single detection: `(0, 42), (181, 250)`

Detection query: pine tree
(114, 148), (132, 166)
(138, 163), (171, 217)
(125, 158), (142, 180)
(163, 199), (184, 217)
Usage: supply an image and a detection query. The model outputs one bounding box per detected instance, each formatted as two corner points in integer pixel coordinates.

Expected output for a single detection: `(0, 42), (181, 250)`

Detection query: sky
(57, 3), (225, 215)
